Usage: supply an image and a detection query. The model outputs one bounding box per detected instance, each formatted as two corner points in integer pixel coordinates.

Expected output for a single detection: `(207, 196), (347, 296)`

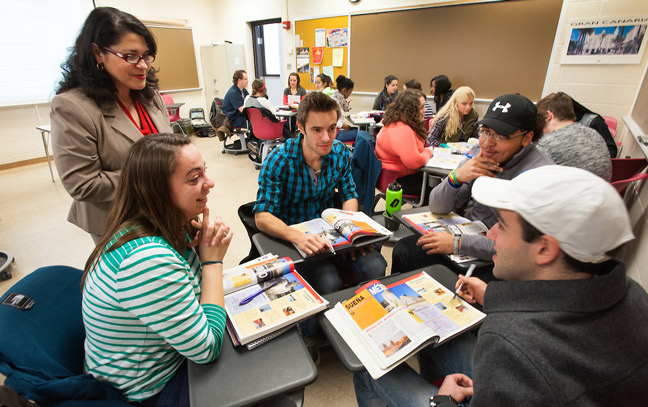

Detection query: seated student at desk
(283, 72), (307, 105)
(403, 79), (434, 119)
(244, 79), (293, 140)
(331, 75), (366, 143)
(375, 89), (434, 197)
(314, 73), (334, 96)
(373, 75), (399, 111)
(82, 134), (233, 406)
(425, 86), (479, 147)
(223, 69), (249, 128)
(430, 74), (453, 113)
(391, 94), (553, 273)
(355, 165), (648, 407)
(536, 92), (612, 181)
(253, 92), (387, 330)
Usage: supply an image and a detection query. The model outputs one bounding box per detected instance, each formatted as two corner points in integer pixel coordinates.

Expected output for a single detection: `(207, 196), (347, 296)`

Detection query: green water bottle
(385, 181), (402, 218)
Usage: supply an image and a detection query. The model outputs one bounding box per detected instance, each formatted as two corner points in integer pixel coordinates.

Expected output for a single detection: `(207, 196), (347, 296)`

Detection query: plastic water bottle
(385, 181), (402, 218)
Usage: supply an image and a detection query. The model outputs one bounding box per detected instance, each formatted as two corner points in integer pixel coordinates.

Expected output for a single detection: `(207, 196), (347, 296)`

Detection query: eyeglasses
(102, 46), (155, 65)
(478, 126), (529, 142)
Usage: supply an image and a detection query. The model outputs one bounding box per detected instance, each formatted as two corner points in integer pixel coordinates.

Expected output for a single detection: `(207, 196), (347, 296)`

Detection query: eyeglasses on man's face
(103, 46), (155, 65)
(478, 126), (528, 142)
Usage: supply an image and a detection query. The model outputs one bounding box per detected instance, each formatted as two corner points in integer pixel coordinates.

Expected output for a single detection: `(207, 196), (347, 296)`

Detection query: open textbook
(401, 211), (488, 263)
(223, 254), (328, 346)
(290, 209), (392, 257)
(325, 271), (486, 379)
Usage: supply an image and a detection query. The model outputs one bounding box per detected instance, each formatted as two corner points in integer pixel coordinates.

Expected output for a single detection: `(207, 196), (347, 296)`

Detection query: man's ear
(296, 122), (305, 135)
(534, 235), (561, 266)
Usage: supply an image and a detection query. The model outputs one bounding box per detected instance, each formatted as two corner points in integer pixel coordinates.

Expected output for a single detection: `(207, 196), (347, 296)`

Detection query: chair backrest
(238, 202), (261, 265)
(161, 94), (181, 122)
(245, 107), (284, 141)
(376, 168), (401, 193)
(603, 116), (617, 137)
(610, 158), (648, 183)
(0, 266), (129, 405)
(611, 173), (648, 195)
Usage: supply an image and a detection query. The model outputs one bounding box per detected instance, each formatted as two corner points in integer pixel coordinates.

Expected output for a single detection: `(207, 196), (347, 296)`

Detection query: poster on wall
(312, 47), (323, 65)
(310, 66), (320, 83)
(297, 47), (310, 73)
(326, 28), (349, 47)
(561, 16), (648, 64)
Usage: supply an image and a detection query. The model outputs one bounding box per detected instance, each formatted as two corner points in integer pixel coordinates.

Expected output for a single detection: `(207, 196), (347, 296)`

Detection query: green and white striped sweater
(82, 232), (226, 401)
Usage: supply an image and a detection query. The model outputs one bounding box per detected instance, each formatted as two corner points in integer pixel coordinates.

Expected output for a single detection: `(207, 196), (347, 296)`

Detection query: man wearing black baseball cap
(392, 93), (554, 274)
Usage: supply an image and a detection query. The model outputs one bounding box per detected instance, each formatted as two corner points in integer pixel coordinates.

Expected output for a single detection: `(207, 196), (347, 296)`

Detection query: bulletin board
(294, 16), (349, 91)
(350, 0), (562, 100)
(147, 26), (200, 91)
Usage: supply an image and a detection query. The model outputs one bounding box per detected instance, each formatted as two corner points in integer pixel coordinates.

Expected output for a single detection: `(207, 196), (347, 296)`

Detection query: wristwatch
(429, 395), (457, 406)
(452, 234), (461, 254)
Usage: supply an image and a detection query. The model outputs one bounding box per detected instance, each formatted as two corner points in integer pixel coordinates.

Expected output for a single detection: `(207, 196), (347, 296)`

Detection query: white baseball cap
(472, 165), (634, 263)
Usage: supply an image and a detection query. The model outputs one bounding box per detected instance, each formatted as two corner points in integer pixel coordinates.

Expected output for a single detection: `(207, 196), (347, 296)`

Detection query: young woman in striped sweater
(82, 134), (233, 406)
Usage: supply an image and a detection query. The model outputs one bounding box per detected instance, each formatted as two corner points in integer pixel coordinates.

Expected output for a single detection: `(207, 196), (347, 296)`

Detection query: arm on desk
(459, 234), (495, 260)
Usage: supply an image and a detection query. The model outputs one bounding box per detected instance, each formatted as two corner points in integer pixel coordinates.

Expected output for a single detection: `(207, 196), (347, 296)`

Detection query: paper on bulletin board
(326, 28), (349, 47)
(310, 66), (320, 83)
(322, 66), (334, 80)
(297, 47), (310, 73)
(312, 47), (323, 65)
(332, 48), (344, 67)
(295, 34), (303, 47)
(315, 28), (325, 47)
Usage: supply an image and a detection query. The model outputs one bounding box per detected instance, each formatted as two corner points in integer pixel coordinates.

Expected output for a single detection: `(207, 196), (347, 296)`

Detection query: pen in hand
(454, 264), (476, 299)
(239, 281), (277, 305)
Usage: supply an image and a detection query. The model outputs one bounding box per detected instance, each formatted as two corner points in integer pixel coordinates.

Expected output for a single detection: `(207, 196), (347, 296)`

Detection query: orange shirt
(375, 121), (432, 177)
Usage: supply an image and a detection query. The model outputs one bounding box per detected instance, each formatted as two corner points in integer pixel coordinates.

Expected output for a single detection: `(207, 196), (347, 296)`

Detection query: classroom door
(251, 19), (283, 106)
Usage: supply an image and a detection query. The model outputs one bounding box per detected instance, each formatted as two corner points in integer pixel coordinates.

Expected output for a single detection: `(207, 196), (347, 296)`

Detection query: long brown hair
(382, 89), (427, 141)
(83, 133), (194, 287)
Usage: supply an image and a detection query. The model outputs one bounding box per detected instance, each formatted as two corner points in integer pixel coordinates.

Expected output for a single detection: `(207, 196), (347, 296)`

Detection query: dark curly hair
(382, 89), (427, 141)
(56, 7), (159, 107)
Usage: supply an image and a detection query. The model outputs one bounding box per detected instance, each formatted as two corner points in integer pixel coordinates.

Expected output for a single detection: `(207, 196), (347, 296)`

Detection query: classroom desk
(317, 265), (459, 372)
(35, 125), (55, 183)
(188, 326), (317, 407)
(394, 206), (493, 271)
(276, 108), (297, 132)
(252, 232), (388, 266)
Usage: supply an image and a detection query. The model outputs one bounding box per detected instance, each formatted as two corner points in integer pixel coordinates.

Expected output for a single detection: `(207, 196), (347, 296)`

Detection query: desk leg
(41, 130), (55, 183)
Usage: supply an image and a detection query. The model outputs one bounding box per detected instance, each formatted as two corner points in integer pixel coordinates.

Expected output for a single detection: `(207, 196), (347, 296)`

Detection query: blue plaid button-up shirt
(254, 134), (357, 225)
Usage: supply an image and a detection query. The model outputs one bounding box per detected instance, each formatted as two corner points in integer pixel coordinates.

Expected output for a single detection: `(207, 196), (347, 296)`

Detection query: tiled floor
(0, 136), (399, 407)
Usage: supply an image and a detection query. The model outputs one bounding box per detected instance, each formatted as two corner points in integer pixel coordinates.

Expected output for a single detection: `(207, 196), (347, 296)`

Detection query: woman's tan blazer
(51, 88), (172, 236)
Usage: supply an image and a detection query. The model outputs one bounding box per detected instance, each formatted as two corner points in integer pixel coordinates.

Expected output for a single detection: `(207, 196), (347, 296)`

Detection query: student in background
(536, 92), (612, 181)
(283, 72), (307, 105)
(314, 73), (334, 96)
(355, 165), (648, 407)
(430, 74), (453, 113)
(245, 79), (293, 139)
(244, 79), (278, 117)
(331, 75), (364, 143)
(403, 79), (434, 119)
(83, 134), (233, 406)
(51, 7), (171, 243)
(373, 75), (399, 111)
(426, 86), (479, 146)
(223, 69), (250, 128)
(375, 89), (434, 197)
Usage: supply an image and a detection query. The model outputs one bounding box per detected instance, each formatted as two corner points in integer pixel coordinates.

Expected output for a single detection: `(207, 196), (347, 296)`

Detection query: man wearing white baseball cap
(392, 93), (554, 275)
(354, 165), (648, 406)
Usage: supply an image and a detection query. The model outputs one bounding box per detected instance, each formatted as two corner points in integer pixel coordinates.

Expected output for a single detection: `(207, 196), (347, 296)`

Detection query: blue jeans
(139, 360), (189, 407)
(353, 332), (477, 407)
(297, 249), (387, 337)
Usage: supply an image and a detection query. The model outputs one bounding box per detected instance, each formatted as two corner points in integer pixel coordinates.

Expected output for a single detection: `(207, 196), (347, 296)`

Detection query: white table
(35, 125), (55, 183)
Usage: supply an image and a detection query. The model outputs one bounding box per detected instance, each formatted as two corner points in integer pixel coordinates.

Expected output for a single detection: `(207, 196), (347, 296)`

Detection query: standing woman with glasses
(52, 7), (171, 243)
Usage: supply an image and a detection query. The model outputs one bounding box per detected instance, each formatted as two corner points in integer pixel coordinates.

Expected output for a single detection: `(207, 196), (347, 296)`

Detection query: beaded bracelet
(202, 261), (223, 266)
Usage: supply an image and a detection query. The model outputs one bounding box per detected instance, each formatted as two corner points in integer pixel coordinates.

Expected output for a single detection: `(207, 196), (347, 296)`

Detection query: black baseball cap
(477, 93), (537, 136)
